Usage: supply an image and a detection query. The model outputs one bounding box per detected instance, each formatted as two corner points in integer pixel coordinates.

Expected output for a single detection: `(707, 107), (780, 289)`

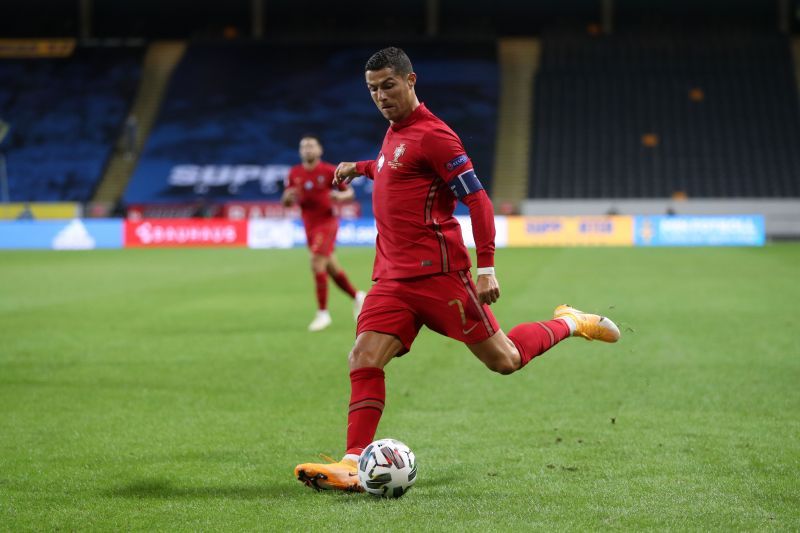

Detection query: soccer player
(282, 134), (366, 331)
(294, 48), (620, 491)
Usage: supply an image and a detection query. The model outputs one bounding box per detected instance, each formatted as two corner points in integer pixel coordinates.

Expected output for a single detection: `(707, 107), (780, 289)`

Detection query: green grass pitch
(1, 245), (798, 530)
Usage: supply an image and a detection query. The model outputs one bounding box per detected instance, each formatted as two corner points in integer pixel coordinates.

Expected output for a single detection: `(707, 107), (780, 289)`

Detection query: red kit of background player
(282, 135), (365, 332)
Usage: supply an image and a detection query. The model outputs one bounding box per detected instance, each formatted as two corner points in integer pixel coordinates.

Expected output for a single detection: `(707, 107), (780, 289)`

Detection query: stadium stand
(529, 30), (800, 198)
(123, 42), (498, 215)
(0, 47), (143, 202)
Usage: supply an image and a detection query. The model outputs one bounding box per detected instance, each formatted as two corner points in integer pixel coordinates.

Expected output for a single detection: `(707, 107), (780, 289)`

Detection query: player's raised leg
(326, 254), (367, 320)
(294, 331), (403, 491)
(468, 306), (619, 374)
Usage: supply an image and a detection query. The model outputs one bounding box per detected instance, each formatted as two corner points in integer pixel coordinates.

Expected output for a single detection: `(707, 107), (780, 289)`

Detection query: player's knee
(311, 256), (327, 273)
(483, 348), (521, 375)
(486, 358), (518, 375)
(348, 345), (378, 370)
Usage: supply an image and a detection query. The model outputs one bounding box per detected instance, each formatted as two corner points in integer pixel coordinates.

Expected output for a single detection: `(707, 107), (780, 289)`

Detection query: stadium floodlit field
(1, 245), (798, 530)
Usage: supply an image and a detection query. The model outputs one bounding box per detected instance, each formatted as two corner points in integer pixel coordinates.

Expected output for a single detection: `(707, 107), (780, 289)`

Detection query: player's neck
(390, 99), (421, 125)
(302, 159), (320, 170)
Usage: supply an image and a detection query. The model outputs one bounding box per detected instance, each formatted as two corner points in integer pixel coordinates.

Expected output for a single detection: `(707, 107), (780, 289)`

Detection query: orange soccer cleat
(553, 305), (620, 343)
(294, 456), (363, 492)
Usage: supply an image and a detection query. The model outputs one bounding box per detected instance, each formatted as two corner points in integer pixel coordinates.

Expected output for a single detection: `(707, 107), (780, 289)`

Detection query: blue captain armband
(447, 169), (484, 199)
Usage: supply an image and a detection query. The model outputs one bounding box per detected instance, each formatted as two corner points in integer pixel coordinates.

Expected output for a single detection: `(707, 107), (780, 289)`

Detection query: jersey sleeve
(423, 127), (495, 268)
(325, 164), (348, 191)
(355, 160), (376, 180)
(422, 127), (484, 199)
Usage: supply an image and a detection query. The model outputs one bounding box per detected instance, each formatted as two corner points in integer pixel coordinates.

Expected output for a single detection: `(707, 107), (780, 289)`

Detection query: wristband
(477, 267), (495, 276)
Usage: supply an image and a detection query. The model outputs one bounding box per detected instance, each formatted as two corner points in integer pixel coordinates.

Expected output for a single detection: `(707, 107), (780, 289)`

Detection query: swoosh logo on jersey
(462, 323), (478, 335)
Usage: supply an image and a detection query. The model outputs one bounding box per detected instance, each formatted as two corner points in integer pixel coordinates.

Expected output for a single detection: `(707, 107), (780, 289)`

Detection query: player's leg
(327, 254), (367, 320)
(327, 254), (356, 297)
(468, 305), (621, 373)
(294, 331), (402, 492)
(307, 252), (331, 331)
(345, 331), (404, 457)
(422, 271), (618, 374)
(294, 281), (420, 492)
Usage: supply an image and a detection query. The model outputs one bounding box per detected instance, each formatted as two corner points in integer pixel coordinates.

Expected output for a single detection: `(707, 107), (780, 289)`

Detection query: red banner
(127, 203), (221, 219)
(221, 201), (298, 220)
(125, 219), (248, 247)
(221, 201), (361, 220)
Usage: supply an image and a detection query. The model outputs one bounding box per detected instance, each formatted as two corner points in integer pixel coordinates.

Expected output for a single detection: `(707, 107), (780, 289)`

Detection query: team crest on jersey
(377, 153), (386, 172)
(388, 144), (406, 169)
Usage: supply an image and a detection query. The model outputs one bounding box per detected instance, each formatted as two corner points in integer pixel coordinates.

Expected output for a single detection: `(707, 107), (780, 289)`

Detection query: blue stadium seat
(0, 47), (142, 202)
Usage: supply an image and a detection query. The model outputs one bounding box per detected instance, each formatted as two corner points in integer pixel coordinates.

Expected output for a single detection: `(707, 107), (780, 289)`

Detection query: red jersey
(285, 161), (345, 226)
(356, 103), (495, 281)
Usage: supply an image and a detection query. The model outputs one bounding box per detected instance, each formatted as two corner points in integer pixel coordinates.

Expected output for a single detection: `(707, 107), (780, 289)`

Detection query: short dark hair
(365, 47), (413, 75)
(300, 133), (322, 146)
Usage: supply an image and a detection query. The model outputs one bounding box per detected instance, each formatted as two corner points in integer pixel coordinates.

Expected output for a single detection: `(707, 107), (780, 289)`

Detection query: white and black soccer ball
(357, 438), (417, 498)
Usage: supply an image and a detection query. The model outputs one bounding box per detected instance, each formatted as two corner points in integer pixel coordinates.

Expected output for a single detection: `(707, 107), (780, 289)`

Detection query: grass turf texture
(1, 245), (798, 531)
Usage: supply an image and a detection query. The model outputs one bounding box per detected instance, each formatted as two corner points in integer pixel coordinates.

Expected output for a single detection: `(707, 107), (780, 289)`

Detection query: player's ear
(407, 72), (417, 89)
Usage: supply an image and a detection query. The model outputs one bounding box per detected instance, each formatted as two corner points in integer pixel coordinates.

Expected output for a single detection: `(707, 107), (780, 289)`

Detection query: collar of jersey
(390, 102), (427, 132)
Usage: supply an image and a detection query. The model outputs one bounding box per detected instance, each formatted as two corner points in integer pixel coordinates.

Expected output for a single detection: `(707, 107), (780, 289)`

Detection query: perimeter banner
(507, 216), (634, 246)
(125, 219), (248, 247)
(0, 202), (81, 220)
(634, 215), (765, 246)
(0, 219), (122, 249)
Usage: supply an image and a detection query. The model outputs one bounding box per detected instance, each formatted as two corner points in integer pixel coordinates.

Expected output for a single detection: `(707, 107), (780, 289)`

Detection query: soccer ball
(357, 438), (417, 498)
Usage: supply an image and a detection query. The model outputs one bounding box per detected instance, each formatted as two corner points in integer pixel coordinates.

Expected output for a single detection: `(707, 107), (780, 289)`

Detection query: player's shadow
(105, 479), (308, 501)
(107, 476), (448, 502)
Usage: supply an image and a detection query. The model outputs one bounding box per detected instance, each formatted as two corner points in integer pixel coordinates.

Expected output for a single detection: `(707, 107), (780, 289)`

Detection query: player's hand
(281, 188), (298, 206)
(334, 162), (358, 186)
(476, 274), (500, 305)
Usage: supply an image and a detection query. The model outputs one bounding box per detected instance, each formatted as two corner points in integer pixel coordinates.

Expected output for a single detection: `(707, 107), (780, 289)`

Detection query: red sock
(508, 319), (571, 368)
(314, 272), (328, 310)
(345, 367), (385, 456)
(331, 270), (358, 298)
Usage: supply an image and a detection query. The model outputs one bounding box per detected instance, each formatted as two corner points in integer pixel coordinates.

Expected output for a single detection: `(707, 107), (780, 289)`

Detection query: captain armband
(447, 169), (484, 200)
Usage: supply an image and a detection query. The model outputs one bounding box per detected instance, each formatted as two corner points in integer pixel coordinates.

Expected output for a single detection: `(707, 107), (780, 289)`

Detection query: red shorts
(357, 270), (500, 354)
(304, 218), (338, 257)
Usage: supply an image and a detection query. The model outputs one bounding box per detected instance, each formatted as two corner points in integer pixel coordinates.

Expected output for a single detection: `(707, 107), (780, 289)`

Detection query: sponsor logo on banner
(223, 201), (360, 220)
(167, 165), (291, 195)
(224, 201), (297, 220)
(127, 203), (220, 220)
(634, 215), (765, 246)
(52, 220), (95, 250)
(125, 219), (248, 247)
(248, 219), (297, 249)
(247, 218), (378, 249)
(507, 216), (634, 246)
(336, 219), (378, 246)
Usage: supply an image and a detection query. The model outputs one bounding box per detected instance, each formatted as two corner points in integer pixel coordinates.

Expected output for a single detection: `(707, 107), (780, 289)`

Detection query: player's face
(299, 138), (322, 163)
(365, 68), (417, 123)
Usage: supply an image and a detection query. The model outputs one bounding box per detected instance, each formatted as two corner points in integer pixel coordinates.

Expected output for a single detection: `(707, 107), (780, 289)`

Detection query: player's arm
(459, 185), (499, 306)
(334, 160), (375, 186)
(281, 175), (298, 206)
(330, 183), (355, 202)
(424, 129), (499, 305)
